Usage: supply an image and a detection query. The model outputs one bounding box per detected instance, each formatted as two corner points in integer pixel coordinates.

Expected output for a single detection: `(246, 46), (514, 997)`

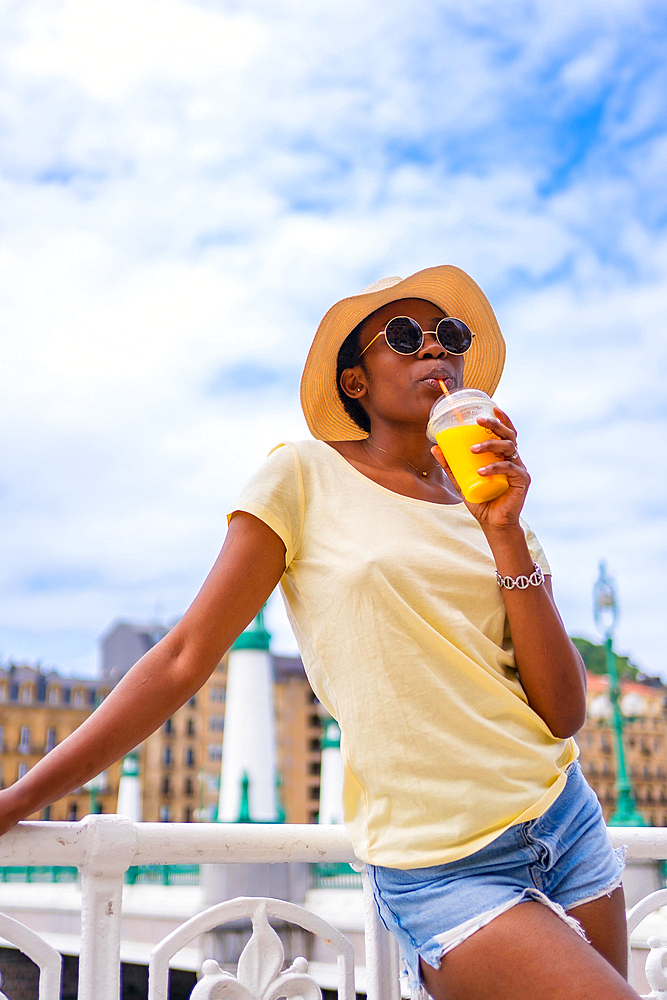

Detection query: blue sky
(1, 0), (666, 677)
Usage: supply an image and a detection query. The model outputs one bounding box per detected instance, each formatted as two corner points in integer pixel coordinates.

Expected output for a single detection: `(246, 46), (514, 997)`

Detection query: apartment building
(142, 651), (322, 824)
(0, 665), (118, 820)
(0, 617), (322, 825)
(577, 672), (667, 826)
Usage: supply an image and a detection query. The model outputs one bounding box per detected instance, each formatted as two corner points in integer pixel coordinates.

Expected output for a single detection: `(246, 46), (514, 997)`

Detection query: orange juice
(435, 424), (509, 503)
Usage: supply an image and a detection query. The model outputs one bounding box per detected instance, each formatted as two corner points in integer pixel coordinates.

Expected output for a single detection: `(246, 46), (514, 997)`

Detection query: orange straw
(438, 380), (464, 423)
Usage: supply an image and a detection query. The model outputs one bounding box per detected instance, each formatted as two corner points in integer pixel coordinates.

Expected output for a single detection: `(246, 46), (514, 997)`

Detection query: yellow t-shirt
(230, 439), (577, 868)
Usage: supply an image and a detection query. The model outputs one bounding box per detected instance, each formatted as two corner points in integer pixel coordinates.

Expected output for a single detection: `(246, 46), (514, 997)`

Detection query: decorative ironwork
(190, 935), (321, 999)
(0, 911), (62, 1000)
(148, 896), (355, 1000)
(0, 817), (666, 998)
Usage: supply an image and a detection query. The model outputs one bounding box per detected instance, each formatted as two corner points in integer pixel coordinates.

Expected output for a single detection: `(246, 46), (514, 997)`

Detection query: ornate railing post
(360, 866), (401, 1000)
(78, 814), (136, 1000)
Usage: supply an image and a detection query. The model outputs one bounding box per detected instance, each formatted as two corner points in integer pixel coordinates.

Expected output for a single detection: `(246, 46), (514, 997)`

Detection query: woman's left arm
(481, 523), (587, 738)
(432, 408), (587, 739)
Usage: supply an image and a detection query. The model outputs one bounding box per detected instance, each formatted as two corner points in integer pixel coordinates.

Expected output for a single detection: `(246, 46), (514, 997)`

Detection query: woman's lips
(421, 376), (453, 390)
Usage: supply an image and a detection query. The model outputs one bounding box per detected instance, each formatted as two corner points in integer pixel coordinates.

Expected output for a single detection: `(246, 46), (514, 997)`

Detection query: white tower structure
(218, 608), (280, 823)
(116, 751), (142, 822)
(318, 715), (344, 825)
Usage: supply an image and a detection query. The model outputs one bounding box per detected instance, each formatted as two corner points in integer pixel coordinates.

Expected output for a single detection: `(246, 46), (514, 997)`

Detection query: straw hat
(300, 264), (506, 441)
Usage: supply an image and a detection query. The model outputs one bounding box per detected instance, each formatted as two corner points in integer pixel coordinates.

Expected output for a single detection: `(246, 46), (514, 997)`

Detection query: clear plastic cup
(427, 389), (510, 503)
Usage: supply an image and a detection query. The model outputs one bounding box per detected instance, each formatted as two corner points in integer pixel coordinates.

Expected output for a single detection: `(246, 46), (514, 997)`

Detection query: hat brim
(300, 265), (506, 441)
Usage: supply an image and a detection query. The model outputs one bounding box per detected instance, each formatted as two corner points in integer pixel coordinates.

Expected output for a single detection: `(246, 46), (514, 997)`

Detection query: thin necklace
(365, 438), (440, 478)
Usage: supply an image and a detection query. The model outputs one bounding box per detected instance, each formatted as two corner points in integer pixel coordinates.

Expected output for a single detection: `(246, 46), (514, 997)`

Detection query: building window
(209, 686), (225, 702)
(73, 690), (85, 708)
(159, 806), (171, 822)
(161, 776), (171, 795)
(0, 685), (6, 702)
(19, 726), (30, 754)
(208, 745), (223, 762)
(48, 687), (60, 704)
(18, 762), (29, 780)
(163, 718), (174, 735)
(45, 728), (57, 752)
(67, 803), (77, 821)
(0, 726), (4, 750)
(185, 747), (195, 767)
(183, 807), (192, 822)
(309, 785), (320, 800)
(188, 696), (196, 708)
(184, 778), (194, 796)
(186, 718), (195, 736)
(20, 686), (32, 704)
(41, 806), (51, 821)
(162, 746), (173, 766)
(209, 717), (224, 732)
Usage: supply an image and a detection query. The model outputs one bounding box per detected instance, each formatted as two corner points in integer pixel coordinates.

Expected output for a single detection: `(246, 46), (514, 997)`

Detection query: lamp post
(592, 561), (644, 826)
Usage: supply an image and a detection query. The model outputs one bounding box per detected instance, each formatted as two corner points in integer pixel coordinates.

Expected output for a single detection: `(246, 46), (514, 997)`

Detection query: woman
(0, 266), (636, 999)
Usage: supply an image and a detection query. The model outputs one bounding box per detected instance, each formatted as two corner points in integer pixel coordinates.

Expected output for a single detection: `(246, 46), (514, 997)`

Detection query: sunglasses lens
(384, 317), (423, 354)
(436, 318), (473, 354)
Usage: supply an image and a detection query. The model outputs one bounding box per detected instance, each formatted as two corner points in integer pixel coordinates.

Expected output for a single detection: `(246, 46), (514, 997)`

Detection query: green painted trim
(121, 751), (139, 777)
(231, 606), (271, 651)
(321, 719), (341, 750)
(237, 771), (251, 823)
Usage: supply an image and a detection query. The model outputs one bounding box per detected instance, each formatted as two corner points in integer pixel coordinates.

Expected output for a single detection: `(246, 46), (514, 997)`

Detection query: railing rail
(0, 819), (665, 999)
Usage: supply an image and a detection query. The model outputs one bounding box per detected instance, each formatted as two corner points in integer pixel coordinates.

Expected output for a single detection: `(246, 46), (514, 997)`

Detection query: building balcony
(0, 819), (667, 998)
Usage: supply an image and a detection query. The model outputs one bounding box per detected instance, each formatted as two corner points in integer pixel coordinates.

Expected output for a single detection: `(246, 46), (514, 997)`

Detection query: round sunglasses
(358, 316), (475, 358)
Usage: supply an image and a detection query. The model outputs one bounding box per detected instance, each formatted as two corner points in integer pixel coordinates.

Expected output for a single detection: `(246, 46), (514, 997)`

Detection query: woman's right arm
(0, 512), (286, 834)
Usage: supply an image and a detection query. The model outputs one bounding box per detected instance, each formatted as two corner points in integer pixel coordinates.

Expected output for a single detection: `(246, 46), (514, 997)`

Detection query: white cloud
(0, 0), (665, 679)
(9, 0), (264, 100)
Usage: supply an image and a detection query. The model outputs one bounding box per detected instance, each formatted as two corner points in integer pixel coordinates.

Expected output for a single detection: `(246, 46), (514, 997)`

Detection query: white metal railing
(0, 819), (665, 999)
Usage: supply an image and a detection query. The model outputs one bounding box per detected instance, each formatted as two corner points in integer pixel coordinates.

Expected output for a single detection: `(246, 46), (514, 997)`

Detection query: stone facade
(0, 645), (321, 825)
(577, 672), (667, 826)
(0, 665), (118, 821)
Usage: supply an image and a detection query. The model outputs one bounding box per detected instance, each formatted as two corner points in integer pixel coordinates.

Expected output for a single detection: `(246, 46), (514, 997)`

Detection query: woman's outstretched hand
(431, 407), (531, 529)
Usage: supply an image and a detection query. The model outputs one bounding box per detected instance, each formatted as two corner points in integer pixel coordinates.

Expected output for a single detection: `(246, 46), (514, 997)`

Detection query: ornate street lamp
(592, 561), (644, 826)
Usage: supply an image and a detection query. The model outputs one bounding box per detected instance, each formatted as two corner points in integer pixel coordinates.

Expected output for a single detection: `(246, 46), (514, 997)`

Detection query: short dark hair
(335, 321), (371, 433)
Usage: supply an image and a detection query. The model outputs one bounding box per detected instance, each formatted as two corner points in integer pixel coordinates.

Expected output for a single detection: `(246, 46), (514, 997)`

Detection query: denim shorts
(368, 761), (626, 992)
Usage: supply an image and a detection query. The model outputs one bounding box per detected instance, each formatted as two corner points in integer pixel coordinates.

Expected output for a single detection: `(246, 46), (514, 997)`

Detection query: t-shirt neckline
(318, 440), (466, 509)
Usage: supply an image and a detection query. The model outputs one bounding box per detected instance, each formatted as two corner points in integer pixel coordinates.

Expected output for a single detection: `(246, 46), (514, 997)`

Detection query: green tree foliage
(570, 637), (639, 680)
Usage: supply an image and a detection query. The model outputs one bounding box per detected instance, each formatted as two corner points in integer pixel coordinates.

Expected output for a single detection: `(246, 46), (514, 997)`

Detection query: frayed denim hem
(403, 888), (589, 993)
(564, 844), (627, 910)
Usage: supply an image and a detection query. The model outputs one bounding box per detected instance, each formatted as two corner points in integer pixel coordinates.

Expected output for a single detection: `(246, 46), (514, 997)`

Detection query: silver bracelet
(496, 562), (544, 590)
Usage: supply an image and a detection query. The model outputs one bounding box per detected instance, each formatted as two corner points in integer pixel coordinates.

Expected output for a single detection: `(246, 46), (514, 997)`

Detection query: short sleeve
(519, 517), (551, 577)
(227, 442), (305, 567)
